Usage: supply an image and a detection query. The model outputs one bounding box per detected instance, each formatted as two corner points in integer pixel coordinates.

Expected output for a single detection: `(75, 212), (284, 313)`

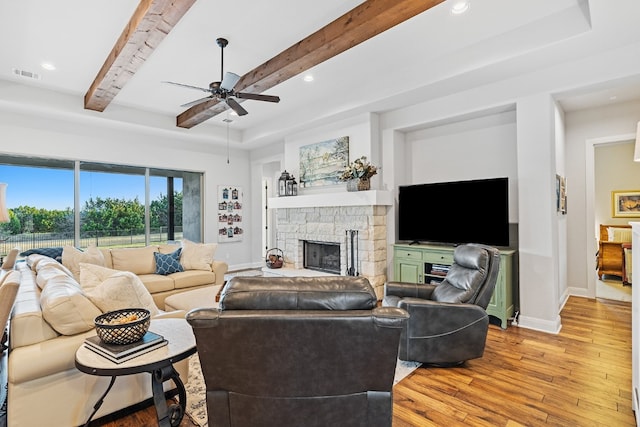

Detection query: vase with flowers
(338, 156), (378, 191)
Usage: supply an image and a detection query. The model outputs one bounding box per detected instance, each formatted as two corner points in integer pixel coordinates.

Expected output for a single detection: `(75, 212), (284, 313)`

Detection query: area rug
(184, 354), (421, 427)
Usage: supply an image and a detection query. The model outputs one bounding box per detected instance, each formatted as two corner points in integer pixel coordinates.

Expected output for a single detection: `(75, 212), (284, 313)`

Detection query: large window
(0, 155), (195, 256)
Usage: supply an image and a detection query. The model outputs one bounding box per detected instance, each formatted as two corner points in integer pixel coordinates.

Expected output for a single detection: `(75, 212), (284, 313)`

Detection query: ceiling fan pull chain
(224, 113), (232, 164)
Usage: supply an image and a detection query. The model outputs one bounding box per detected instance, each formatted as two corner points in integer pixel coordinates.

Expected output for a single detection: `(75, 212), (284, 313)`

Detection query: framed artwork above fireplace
(299, 136), (349, 188)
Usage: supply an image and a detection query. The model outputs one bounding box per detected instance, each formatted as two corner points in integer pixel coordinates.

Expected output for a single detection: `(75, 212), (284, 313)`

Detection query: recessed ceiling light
(303, 74), (314, 82)
(41, 62), (56, 71)
(450, 1), (470, 15)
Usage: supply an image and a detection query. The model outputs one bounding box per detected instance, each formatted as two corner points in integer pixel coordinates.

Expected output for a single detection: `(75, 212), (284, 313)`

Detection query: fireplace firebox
(303, 241), (340, 274)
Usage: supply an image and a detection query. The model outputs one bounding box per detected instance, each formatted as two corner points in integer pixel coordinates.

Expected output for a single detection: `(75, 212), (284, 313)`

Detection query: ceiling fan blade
(235, 92), (280, 103)
(162, 81), (211, 93)
(220, 72), (241, 91)
(181, 96), (214, 108)
(226, 97), (248, 116)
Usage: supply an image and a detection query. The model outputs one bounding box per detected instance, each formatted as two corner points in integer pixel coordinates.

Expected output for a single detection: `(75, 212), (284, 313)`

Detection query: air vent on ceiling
(12, 68), (41, 80)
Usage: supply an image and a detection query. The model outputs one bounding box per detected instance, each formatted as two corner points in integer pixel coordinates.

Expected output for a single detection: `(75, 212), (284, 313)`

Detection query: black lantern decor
(286, 175), (298, 196)
(278, 170), (290, 197)
(278, 170), (298, 197)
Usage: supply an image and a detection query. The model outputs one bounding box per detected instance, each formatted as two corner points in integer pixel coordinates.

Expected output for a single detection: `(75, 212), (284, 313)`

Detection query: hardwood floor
(393, 296), (635, 426)
(1, 296), (634, 426)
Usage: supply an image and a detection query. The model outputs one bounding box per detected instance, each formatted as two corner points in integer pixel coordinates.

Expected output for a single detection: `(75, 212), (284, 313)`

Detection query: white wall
(283, 113), (377, 194)
(249, 145), (283, 270)
(404, 110), (519, 223)
(555, 106), (569, 306)
(595, 142), (640, 224)
(515, 94), (561, 333)
(376, 80), (565, 332)
(249, 95), (639, 330)
(366, 32), (640, 333)
(247, 114), (381, 270)
(0, 108), (254, 268)
(565, 100), (640, 297)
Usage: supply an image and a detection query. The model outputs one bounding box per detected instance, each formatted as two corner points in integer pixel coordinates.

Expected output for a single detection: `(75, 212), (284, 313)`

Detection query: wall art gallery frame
(556, 174), (567, 214)
(612, 189), (640, 218)
(217, 185), (243, 242)
(298, 136), (349, 188)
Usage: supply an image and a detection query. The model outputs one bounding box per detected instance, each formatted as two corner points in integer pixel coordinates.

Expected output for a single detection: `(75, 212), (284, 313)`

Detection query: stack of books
(84, 331), (167, 364)
(430, 264), (450, 277)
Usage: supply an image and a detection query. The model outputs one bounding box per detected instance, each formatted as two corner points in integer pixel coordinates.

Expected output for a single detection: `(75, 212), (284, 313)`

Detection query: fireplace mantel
(268, 190), (393, 209)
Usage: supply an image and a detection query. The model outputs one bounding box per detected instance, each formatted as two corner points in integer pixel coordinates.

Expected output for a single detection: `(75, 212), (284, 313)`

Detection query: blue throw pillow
(20, 247), (64, 261)
(154, 248), (184, 275)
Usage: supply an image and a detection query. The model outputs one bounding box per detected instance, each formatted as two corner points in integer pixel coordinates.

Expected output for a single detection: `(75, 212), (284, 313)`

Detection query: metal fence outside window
(0, 227), (183, 256)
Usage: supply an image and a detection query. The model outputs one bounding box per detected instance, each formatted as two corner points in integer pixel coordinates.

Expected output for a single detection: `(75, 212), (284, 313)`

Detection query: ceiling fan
(162, 38), (280, 116)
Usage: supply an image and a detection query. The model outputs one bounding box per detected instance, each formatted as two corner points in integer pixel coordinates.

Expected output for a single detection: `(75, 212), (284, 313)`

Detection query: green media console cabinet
(392, 244), (517, 328)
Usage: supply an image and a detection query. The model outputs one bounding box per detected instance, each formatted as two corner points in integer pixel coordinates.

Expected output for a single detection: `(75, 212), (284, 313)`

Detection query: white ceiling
(1, 0), (640, 149)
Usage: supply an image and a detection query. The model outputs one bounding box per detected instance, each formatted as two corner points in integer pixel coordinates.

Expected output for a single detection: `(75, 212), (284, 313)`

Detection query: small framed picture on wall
(556, 174), (567, 215)
(612, 190), (640, 218)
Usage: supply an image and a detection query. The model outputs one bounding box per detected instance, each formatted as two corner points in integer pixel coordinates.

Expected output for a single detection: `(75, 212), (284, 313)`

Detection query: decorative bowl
(94, 308), (151, 345)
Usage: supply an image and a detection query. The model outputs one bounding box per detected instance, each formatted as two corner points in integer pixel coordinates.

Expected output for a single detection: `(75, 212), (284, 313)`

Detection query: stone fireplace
(269, 191), (393, 298)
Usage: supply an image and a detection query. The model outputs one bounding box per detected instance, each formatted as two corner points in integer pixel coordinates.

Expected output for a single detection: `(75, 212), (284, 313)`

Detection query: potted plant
(338, 156), (378, 191)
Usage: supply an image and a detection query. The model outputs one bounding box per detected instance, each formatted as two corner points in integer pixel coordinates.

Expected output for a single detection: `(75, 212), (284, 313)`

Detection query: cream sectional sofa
(97, 243), (228, 309)
(7, 243), (228, 426)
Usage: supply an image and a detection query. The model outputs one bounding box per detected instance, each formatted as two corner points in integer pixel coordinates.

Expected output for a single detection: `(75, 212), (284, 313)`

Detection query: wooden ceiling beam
(84, 0), (197, 112)
(176, 0), (446, 128)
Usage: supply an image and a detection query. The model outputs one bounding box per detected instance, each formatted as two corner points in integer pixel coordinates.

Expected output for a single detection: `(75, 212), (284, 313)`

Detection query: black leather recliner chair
(383, 243), (500, 366)
(186, 276), (409, 427)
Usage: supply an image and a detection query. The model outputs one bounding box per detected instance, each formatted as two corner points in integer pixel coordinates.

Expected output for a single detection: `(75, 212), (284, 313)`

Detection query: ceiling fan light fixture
(221, 72), (241, 91)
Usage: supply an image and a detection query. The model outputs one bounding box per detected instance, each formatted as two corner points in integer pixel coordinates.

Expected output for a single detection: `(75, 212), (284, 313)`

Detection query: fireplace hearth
(304, 241), (340, 274)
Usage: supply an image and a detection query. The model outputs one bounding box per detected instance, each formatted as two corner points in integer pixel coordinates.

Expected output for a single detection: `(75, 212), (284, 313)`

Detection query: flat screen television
(398, 177), (510, 247)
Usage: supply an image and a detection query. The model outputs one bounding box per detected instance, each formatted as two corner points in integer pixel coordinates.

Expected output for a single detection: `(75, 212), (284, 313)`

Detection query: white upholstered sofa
(7, 241), (227, 426)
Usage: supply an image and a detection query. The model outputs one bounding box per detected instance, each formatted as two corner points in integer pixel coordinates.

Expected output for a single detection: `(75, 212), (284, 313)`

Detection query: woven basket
(265, 248), (284, 269)
(94, 308), (151, 345)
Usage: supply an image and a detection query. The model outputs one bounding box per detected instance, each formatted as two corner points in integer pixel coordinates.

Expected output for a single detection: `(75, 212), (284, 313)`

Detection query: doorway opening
(587, 135), (636, 302)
